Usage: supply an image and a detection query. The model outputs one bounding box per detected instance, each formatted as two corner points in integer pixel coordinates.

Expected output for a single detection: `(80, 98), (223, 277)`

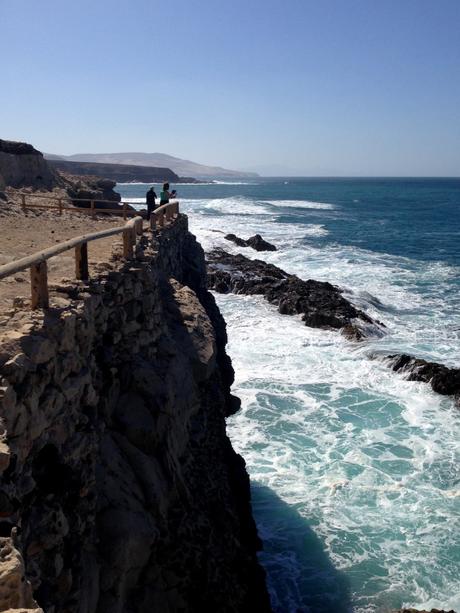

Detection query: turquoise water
(118, 179), (460, 612)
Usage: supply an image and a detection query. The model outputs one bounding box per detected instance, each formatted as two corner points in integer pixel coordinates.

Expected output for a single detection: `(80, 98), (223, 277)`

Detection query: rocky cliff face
(0, 140), (59, 190)
(0, 216), (271, 612)
(0, 139), (130, 213)
(48, 159), (182, 184)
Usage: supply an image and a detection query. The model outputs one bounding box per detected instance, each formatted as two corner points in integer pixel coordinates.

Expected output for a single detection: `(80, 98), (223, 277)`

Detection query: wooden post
(30, 261), (49, 309)
(90, 200), (95, 217)
(58, 199), (63, 215)
(150, 213), (156, 230)
(123, 228), (133, 258)
(75, 242), (89, 280)
(21, 194), (26, 212)
(123, 203), (127, 221)
(136, 218), (143, 235)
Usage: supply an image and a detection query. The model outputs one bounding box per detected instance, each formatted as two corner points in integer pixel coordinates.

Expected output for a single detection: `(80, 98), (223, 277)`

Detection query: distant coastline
(45, 151), (259, 180)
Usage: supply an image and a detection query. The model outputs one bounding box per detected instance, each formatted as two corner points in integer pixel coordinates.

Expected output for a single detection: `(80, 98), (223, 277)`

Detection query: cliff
(0, 140), (129, 213)
(0, 216), (271, 612)
(0, 140), (59, 191)
(48, 160), (185, 184)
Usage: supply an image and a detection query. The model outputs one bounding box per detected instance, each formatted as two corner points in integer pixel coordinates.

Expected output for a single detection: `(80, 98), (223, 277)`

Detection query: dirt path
(0, 208), (129, 313)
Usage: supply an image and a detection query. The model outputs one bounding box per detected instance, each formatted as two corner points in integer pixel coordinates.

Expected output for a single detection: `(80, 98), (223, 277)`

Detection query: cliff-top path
(0, 209), (121, 313)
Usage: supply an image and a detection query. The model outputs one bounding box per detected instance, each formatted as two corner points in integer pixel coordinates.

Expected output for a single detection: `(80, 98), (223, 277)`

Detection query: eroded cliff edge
(0, 216), (271, 612)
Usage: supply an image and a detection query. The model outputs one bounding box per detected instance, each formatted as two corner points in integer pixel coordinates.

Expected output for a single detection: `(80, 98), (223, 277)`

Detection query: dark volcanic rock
(394, 609), (457, 613)
(225, 233), (247, 248)
(388, 354), (460, 400)
(207, 249), (383, 338)
(225, 233), (277, 251)
(0, 217), (271, 612)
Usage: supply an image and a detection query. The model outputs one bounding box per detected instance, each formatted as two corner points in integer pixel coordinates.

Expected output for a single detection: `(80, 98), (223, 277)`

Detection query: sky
(1, 0), (459, 176)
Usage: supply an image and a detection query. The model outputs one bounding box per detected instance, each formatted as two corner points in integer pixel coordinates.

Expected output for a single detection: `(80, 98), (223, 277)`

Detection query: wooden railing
(0, 200), (180, 310)
(19, 192), (141, 219)
(149, 200), (179, 229)
(18, 192), (180, 226)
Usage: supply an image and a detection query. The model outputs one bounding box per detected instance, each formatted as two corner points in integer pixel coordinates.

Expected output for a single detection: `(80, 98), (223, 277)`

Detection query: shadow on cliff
(251, 482), (352, 613)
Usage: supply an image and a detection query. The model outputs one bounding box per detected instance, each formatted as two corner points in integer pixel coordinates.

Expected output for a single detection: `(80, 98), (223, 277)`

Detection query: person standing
(159, 182), (171, 206)
(146, 186), (157, 219)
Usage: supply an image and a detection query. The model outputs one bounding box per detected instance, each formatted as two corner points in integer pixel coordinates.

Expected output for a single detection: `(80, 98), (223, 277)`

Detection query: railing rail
(18, 192), (180, 225)
(0, 199), (180, 310)
(19, 191), (141, 219)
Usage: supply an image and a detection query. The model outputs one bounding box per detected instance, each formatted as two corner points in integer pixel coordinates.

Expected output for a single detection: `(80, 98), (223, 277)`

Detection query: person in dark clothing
(146, 186), (157, 218)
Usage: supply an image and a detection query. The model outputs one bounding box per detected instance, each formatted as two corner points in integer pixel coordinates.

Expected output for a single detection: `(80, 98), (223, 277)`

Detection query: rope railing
(0, 200), (180, 310)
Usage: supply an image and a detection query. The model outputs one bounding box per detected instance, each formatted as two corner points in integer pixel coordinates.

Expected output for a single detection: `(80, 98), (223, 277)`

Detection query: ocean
(118, 178), (460, 613)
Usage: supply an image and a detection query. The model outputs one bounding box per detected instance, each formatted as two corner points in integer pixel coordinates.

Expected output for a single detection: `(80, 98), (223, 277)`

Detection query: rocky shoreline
(206, 248), (385, 340)
(206, 243), (459, 405)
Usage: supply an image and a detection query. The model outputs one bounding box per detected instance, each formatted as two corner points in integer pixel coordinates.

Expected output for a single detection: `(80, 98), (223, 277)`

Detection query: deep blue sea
(118, 178), (460, 613)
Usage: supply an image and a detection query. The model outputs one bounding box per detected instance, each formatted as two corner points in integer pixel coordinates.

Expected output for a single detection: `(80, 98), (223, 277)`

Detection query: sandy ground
(0, 206), (132, 313)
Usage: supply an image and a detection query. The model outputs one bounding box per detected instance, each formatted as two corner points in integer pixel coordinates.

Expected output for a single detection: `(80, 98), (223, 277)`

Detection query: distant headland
(45, 151), (259, 181)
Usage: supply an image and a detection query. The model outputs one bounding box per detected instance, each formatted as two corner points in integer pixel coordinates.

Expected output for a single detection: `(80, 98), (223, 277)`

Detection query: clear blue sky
(1, 0), (459, 175)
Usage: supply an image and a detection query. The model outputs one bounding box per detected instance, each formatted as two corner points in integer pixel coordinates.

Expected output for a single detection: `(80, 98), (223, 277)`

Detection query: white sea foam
(183, 196), (273, 216)
(118, 184), (460, 612)
(123, 197), (145, 205)
(183, 195), (460, 367)
(212, 180), (259, 185)
(265, 199), (336, 210)
(218, 293), (460, 613)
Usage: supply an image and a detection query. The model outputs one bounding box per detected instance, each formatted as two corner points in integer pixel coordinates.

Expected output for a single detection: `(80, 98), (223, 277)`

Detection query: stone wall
(0, 216), (271, 612)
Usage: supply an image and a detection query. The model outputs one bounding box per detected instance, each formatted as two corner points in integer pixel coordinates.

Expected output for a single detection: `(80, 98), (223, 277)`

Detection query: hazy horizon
(2, 0), (460, 176)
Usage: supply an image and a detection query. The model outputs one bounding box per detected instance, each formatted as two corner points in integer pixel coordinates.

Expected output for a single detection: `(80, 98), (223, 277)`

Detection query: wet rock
(387, 353), (460, 401)
(224, 233), (277, 251)
(394, 609), (457, 613)
(246, 234), (277, 251)
(207, 248), (383, 338)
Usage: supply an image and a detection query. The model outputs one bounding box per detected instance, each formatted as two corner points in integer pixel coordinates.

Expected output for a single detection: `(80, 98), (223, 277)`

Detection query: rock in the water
(394, 609), (457, 613)
(224, 233), (247, 248)
(387, 354), (460, 400)
(224, 233), (277, 251)
(207, 248), (383, 338)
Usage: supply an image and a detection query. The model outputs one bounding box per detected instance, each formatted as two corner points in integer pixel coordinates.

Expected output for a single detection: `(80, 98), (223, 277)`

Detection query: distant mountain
(45, 152), (259, 179)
